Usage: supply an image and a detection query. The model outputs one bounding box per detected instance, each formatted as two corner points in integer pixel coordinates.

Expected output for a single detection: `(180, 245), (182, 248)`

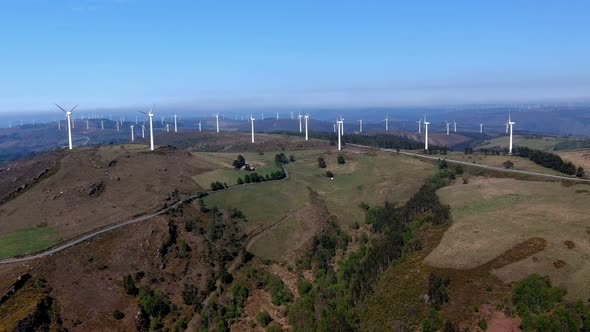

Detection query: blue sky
(1, 0), (590, 112)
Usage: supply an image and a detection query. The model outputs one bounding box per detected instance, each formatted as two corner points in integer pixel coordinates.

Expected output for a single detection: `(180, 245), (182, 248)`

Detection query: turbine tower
(101, 120), (104, 130)
(116, 121), (120, 131)
(215, 113), (220, 133)
(198, 121), (202, 132)
(250, 114), (255, 143)
(304, 114), (309, 141)
(417, 119), (422, 133)
(453, 120), (457, 133)
(480, 123), (483, 134)
(298, 113), (303, 133)
(166, 123), (170, 132)
(141, 124), (145, 138)
(445, 121), (450, 135)
(130, 125), (135, 142)
(174, 114), (178, 133)
(276, 112), (279, 120)
(359, 119), (363, 133)
(86, 119), (89, 130)
(508, 112), (515, 155)
(58, 120), (61, 131)
(337, 119), (343, 150)
(385, 114), (389, 131)
(139, 105), (155, 151)
(424, 115), (430, 151)
(55, 104), (78, 150)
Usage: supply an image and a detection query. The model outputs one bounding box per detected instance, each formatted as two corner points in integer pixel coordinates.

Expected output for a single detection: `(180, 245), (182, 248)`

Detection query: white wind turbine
(333, 123), (336, 133)
(298, 113), (303, 133)
(417, 118), (422, 134)
(116, 121), (120, 131)
(173, 114), (178, 132)
(453, 120), (457, 133)
(250, 114), (256, 143)
(304, 114), (309, 141)
(55, 104), (78, 150)
(276, 112), (279, 120)
(385, 114), (389, 131)
(198, 121), (202, 132)
(58, 120), (61, 130)
(480, 123), (483, 134)
(130, 125), (135, 142)
(337, 119), (343, 150)
(141, 124), (145, 138)
(139, 105), (155, 151)
(101, 120), (104, 130)
(445, 121), (450, 135)
(340, 117), (344, 136)
(166, 123), (170, 132)
(424, 114), (430, 151)
(86, 119), (89, 130)
(215, 113), (220, 133)
(359, 119), (363, 133)
(508, 112), (515, 155)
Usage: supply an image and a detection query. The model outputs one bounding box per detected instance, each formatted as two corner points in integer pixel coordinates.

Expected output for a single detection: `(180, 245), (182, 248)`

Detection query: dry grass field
(477, 135), (566, 151)
(446, 151), (566, 176)
(426, 177), (590, 300)
(0, 145), (210, 258)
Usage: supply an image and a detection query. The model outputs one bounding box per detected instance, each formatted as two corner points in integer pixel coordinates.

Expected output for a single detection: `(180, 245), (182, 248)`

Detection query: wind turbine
(424, 114), (430, 151)
(453, 120), (457, 133)
(198, 121), (202, 132)
(166, 123), (170, 132)
(298, 113), (303, 133)
(359, 119), (363, 133)
(101, 120), (104, 130)
(130, 125), (135, 142)
(337, 119), (343, 150)
(250, 114), (255, 143)
(55, 104), (78, 150)
(385, 114), (389, 131)
(173, 114), (178, 132)
(58, 120), (61, 131)
(508, 112), (515, 155)
(340, 117), (344, 136)
(333, 123), (336, 133)
(141, 124), (145, 138)
(139, 105), (155, 151)
(445, 121), (450, 135)
(417, 119), (422, 134)
(304, 114), (309, 141)
(86, 119), (89, 130)
(480, 123), (483, 134)
(116, 121), (120, 131)
(276, 112), (279, 120)
(215, 113), (220, 133)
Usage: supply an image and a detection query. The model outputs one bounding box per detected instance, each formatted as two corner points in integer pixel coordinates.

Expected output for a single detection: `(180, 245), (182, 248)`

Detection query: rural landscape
(2, 1), (590, 331)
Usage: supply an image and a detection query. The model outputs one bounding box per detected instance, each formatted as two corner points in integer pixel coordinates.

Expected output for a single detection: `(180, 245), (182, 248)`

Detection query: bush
(123, 275), (138, 296)
(317, 157), (326, 168)
(174, 320), (187, 332)
(257, 310), (272, 327)
(289, 155), (296, 162)
(325, 171), (334, 178)
(210, 181), (225, 191)
(503, 160), (514, 169)
(274, 153), (290, 166)
(178, 240), (191, 258)
(428, 273), (450, 308)
(113, 310), (125, 320)
(477, 319), (487, 331)
(140, 289), (171, 318)
(422, 308), (443, 332)
(237, 177), (244, 185)
(576, 166), (585, 177)
(182, 284), (199, 305)
(337, 155), (345, 164)
(513, 274), (565, 315)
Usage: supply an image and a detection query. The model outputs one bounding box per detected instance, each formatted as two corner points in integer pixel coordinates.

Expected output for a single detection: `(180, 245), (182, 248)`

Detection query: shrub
(113, 310), (125, 320)
(140, 289), (171, 318)
(123, 275), (139, 296)
(178, 240), (191, 258)
(428, 273), (450, 308)
(232, 155), (246, 169)
(274, 153), (290, 165)
(257, 310), (272, 327)
(174, 320), (187, 332)
(237, 177), (244, 185)
(478, 319), (487, 331)
(337, 155), (345, 164)
(503, 160), (514, 169)
(325, 171), (334, 178)
(317, 157), (326, 168)
(422, 308), (443, 332)
(182, 284), (199, 305)
(576, 166), (585, 177)
(289, 155), (296, 162)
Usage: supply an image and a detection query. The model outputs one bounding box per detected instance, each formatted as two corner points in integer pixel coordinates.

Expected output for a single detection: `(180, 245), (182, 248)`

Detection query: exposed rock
(86, 181), (105, 197)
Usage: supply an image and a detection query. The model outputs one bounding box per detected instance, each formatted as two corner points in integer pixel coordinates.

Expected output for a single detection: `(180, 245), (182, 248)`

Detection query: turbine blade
(70, 105), (78, 112)
(55, 103), (67, 113)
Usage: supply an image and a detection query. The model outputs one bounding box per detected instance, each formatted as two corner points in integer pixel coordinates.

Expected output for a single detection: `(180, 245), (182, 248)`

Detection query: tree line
(515, 146), (583, 176)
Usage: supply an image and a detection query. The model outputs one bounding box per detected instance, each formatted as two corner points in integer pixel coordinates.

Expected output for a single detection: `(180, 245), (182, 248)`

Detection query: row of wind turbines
(55, 105), (314, 151)
(54, 104), (516, 154)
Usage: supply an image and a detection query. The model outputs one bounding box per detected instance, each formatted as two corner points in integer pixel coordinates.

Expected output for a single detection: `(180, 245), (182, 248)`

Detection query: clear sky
(1, 0), (590, 112)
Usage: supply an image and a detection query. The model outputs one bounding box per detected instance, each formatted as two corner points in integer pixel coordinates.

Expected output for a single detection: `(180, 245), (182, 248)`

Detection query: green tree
(503, 160), (514, 169)
(123, 275), (138, 296)
(337, 154), (345, 164)
(325, 171), (334, 178)
(237, 177), (244, 185)
(232, 155), (246, 169)
(318, 157), (327, 168)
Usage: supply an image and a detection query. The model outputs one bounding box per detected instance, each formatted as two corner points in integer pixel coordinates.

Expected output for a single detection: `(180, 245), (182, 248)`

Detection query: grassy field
(476, 135), (566, 151)
(446, 151), (566, 176)
(205, 149), (434, 261)
(426, 177), (590, 300)
(0, 227), (58, 259)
